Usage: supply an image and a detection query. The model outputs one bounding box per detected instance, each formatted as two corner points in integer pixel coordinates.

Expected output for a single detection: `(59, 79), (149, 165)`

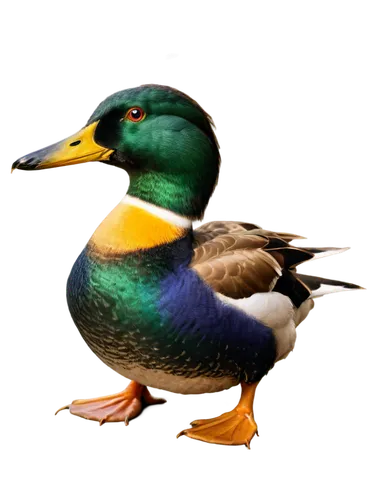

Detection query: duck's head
(12, 85), (220, 219)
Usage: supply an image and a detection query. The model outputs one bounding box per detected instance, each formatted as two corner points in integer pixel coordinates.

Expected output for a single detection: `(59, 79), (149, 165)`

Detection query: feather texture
(191, 222), (359, 308)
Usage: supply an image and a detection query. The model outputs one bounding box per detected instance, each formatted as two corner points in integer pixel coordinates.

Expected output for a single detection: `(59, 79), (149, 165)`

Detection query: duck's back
(67, 234), (276, 394)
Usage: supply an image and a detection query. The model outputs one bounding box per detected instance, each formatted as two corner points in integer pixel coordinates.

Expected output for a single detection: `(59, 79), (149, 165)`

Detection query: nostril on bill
(70, 140), (81, 147)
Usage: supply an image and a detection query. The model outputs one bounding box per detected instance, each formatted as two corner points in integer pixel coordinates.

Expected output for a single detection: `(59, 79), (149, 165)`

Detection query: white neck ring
(121, 195), (192, 229)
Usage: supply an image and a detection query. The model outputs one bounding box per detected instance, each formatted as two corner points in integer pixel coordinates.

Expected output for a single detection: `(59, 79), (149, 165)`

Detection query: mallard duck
(12, 84), (361, 448)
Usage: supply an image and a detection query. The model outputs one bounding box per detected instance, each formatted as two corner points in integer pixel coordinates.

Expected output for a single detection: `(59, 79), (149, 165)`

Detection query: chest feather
(89, 202), (188, 257)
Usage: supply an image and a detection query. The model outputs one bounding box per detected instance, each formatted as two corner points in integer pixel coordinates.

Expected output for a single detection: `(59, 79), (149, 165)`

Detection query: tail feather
(296, 273), (363, 298)
(265, 243), (351, 269)
(273, 269), (367, 308)
(301, 247), (350, 260)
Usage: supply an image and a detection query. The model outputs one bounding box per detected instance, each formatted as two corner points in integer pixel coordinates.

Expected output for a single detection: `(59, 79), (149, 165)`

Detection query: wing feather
(191, 223), (314, 303)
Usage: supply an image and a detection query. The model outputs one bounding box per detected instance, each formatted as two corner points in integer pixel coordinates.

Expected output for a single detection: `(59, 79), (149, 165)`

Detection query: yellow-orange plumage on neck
(89, 201), (189, 257)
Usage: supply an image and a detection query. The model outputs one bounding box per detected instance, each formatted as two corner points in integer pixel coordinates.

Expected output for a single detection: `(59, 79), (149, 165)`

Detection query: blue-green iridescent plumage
(67, 234), (276, 392)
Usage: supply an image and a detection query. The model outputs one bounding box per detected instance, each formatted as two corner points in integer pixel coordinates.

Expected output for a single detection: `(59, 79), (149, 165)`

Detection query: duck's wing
(193, 221), (304, 245)
(192, 232), (292, 299)
(191, 224), (345, 307)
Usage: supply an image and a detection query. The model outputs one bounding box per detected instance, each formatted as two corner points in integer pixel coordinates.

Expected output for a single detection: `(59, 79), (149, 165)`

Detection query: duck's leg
(177, 381), (259, 448)
(55, 381), (166, 425)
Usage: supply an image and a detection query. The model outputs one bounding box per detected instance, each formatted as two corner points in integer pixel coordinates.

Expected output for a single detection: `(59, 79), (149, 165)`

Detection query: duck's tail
(296, 273), (364, 299)
(289, 271), (367, 328)
(272, 244), (363, 306)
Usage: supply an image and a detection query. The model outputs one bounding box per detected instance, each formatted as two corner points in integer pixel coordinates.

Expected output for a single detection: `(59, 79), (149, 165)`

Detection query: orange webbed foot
(177, 382), (259, 448)
(55, 381), (166, 426)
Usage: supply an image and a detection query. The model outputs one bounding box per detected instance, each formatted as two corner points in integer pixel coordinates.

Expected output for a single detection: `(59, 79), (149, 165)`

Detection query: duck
(12, 84), (362, 448)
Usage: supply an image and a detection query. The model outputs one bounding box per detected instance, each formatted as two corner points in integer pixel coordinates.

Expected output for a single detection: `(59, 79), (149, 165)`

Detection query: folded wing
(191, 221), (360, 307)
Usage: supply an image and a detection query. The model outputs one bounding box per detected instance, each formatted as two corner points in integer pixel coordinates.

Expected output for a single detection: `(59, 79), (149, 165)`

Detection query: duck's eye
(125, 107), (146, 123)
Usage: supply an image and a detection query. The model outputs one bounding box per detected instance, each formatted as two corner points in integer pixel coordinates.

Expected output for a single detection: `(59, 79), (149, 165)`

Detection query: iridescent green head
(12, 85), (220, 219)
